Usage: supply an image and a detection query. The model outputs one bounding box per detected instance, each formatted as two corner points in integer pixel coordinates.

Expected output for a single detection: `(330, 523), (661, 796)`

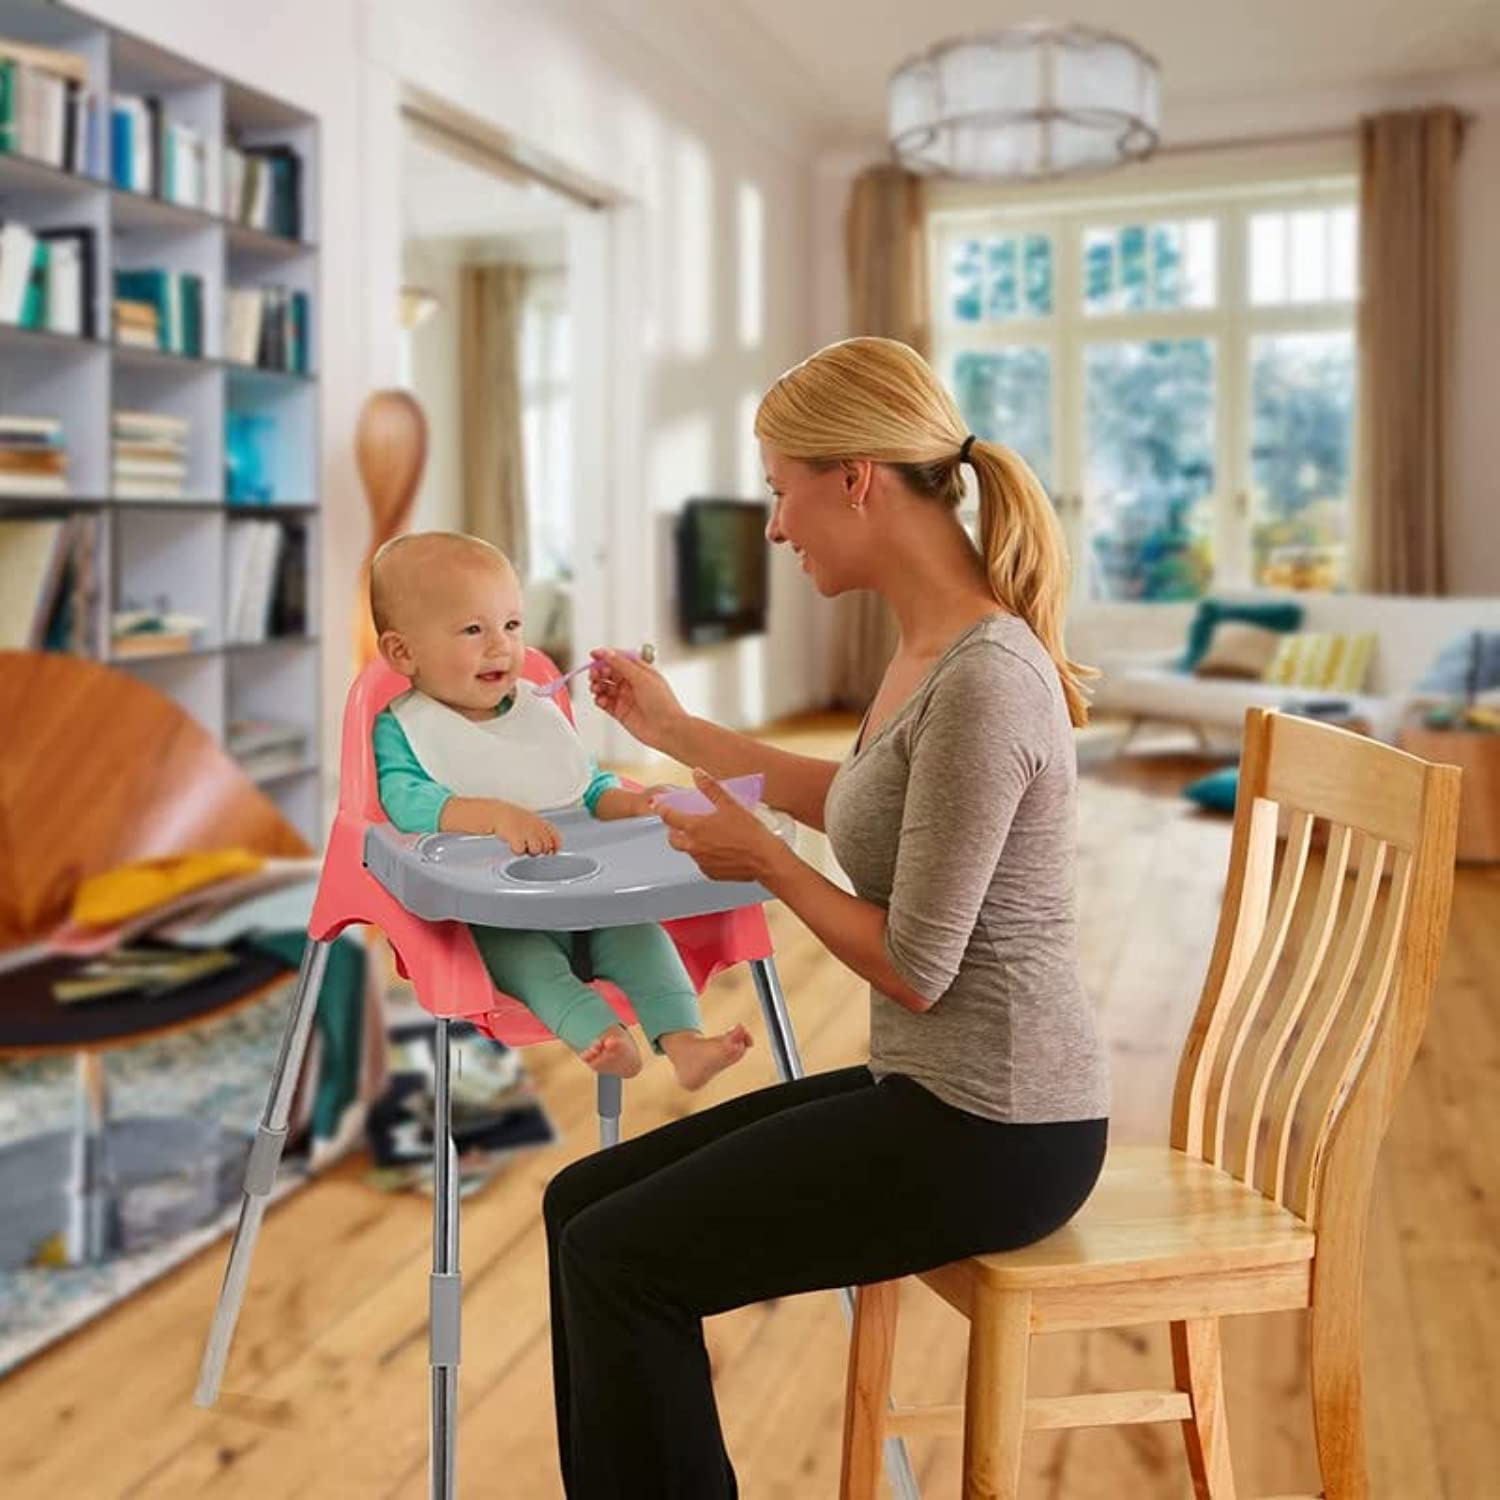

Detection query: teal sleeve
(373, 708), (453, 834)
(582, 757), (621, 815)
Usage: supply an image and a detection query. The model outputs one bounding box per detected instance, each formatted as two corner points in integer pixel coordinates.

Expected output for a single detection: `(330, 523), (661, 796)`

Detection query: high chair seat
(959, 1145), (1315, 1293)
(307, 652), (774, 1045)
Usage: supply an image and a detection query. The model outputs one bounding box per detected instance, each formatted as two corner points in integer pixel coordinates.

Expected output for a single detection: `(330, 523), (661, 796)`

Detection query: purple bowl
(653, 772), (765, 816)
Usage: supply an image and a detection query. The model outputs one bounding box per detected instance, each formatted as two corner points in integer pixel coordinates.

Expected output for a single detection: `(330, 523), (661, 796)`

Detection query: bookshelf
(0, 0), (322, 842)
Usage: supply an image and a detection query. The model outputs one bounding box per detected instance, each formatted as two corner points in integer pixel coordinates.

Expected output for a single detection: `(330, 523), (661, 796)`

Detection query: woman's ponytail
(968, 441), (1098, 727)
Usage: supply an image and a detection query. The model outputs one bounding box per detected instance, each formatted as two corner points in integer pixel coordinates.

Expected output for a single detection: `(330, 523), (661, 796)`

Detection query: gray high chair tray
(364, 807), (792, 930)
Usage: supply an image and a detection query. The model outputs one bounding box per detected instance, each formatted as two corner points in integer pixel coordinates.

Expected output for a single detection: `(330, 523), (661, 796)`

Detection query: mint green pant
(469, 922), (701, 1052)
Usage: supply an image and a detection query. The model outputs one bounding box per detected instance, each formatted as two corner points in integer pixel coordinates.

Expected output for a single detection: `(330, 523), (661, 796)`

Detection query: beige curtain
(1356, 107), (1465, 595)
(831, 165), (928, 709)
(459, 263), (528, 573)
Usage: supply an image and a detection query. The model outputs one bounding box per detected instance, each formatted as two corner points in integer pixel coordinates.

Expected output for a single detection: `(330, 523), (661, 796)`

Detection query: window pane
(1023, 234), (1053, 315)
(951, 235), (1053, 322)
(1085, 338), (1216, 601)
(1151, 223), (1182, 308)
(987, 237), (1019, 318)
(1250, 213), (1286, 305)
(1119, 225), (1147, 310)
(1184, 219), (1216, 307)
(1250, 331), (1355, 590)
(1252, 206), (1355, 306)
(1290, 209), (1326, 301)
(1084, 228), (1114, 313)
(1085, 219), (1216, 312)
(953, 347), (1053, 489)
(949, 238), (984, 322)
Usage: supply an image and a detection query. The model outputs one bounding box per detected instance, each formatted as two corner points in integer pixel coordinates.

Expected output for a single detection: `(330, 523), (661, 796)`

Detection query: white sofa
(1072, 590), (1500, 745)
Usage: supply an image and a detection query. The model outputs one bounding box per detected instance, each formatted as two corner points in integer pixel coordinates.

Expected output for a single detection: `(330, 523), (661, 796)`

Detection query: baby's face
(391, 561), (527, 720)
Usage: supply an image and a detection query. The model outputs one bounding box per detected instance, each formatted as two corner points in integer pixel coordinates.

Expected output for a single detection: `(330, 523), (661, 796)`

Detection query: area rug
(0, 979), (555, 1377)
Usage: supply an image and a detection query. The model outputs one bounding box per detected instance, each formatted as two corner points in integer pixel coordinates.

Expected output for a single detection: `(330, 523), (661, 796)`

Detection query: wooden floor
(1, 719), (1496, 1498)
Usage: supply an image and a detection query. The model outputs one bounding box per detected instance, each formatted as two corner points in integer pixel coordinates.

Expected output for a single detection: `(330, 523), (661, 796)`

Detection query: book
(226, 283), (311, 372)
(116, 269), (204, 356)
(0, 516), (71, 647)
(20, 237), (47, 329)
(53, 946), (239, 1004)
(115, 408), (190, 437)
(226, 141), (303, 239)
(0, 219), (35, 323)
(269, 520), (308, 636)
(227, 717), (307, 757)
(226, 518), (285, 642)
(110, 607), (205, 657)
(0, 452), (66, 477)
(0, 415), (62, 440)
(110, 629), (198, 658)
(0, 37), (88, 87)
(39, 225), (96, 336)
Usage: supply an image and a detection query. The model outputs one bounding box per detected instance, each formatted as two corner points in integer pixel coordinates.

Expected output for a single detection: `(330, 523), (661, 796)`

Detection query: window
(934, 179), (1359, 601)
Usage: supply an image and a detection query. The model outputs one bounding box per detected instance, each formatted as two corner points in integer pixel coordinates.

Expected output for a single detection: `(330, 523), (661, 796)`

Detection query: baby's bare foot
(578, 1026), (643, 1078)
(659, 1025), (753, 1091)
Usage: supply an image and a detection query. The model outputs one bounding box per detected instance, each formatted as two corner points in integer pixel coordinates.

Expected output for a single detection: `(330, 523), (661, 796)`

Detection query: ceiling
(401, 129), (572, 251)
(731, 0), (1500, 142)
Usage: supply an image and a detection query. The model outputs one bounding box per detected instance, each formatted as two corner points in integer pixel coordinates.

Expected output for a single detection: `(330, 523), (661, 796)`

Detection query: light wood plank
(1025, 1388), (1191, 1430)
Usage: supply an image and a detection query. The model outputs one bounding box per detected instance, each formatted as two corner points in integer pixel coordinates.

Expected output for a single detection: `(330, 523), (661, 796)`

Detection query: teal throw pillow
(1183, 765), (1240, 814)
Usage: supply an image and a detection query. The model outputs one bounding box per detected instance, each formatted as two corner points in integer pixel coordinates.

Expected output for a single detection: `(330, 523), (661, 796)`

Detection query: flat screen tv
(674, 498), (769, 644)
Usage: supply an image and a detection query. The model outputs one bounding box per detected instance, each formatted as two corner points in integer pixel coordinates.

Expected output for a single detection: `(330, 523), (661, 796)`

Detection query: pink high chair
(194, 650), (812, 1497)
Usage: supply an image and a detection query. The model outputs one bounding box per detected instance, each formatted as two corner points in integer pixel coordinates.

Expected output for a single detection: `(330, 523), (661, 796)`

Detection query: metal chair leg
(430, 1017), (461, 1500)
(597, 1072), (622, 1149)
(747, 958), (921, 1500)
(195, 938), (331, 1408)
(748, 955), (803, 1083)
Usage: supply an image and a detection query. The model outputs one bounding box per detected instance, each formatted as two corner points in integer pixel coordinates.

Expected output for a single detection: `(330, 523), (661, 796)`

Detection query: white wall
(812, 67), (1500, 615)
(85, 0), (827, 802)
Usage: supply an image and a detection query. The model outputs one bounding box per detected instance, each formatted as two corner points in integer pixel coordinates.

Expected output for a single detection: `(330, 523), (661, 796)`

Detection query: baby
(370, 530), (751, 1089)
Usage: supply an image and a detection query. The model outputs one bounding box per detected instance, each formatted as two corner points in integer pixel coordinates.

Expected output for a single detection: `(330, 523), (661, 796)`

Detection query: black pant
(543, 1065), (1108, 1498)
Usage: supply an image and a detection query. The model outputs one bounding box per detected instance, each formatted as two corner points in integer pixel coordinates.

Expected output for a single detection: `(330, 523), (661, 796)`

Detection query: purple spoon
(533, 643), (656, 698)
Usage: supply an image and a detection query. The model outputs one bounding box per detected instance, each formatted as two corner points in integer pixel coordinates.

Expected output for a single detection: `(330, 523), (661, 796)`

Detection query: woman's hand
(654, 769), (784, 884)
(588, 649), (688, 752)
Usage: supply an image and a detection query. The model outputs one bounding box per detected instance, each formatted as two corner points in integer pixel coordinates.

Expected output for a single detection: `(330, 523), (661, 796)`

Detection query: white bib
(391, 682), (593, 812)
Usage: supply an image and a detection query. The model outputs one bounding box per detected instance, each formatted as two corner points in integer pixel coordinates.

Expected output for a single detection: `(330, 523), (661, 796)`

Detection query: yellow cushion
(1263, 631), (1375, 692)
(71, 849), (265, 929)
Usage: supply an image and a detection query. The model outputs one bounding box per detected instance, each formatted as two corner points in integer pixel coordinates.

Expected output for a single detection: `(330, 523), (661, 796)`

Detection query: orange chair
(196, 652), (810, 1499)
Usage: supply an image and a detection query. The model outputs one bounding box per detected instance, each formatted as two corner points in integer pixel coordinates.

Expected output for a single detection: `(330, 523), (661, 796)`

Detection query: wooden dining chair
(839, 707), (1462, 1500)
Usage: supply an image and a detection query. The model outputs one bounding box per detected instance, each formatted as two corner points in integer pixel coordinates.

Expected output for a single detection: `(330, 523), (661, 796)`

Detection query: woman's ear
(841, 458), (874, 508)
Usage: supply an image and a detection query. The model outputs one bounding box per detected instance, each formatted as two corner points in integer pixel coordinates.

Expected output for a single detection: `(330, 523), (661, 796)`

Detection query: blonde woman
(543, 337), (1110, 1498)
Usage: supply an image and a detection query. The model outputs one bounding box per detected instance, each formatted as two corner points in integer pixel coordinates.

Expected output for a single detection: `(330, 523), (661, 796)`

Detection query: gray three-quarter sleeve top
(824, 614), (1111, 1125)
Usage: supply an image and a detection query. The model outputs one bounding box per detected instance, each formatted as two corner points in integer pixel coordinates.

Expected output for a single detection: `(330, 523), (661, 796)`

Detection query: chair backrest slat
(1171, 710), (1461, 1235)
(1249, 831), (1386, 1208)
(1171, 794), (1280, 1159)
(1202, 809), (1315, 1167)
(1285, 846), (1414, 1216)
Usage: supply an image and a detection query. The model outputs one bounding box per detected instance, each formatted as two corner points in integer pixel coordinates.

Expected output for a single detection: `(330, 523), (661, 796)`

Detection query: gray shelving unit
(0, 0), (322, 842)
